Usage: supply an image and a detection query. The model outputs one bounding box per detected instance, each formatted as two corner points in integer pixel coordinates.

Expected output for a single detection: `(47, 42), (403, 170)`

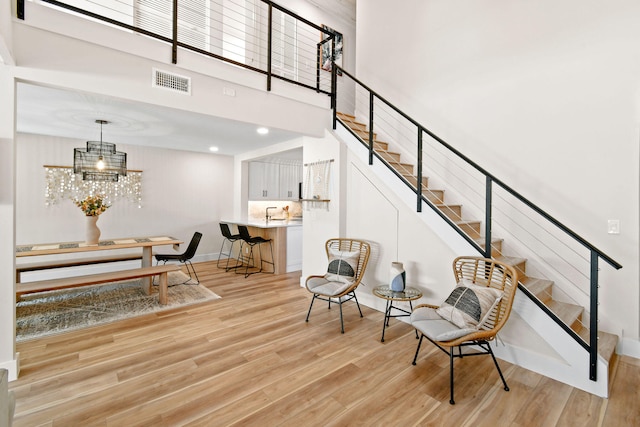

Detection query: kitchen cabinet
(279, 163), (302, 200)
(249, 161), (302, 201)
(248, 162), (280, 200)
(286, 225), (303, 271)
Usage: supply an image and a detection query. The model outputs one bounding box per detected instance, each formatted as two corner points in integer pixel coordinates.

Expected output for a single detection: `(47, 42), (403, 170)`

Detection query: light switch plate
(607, 219), (620, 234)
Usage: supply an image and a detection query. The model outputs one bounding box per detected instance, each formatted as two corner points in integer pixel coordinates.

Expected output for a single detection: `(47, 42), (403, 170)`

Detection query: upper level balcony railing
(18, 0), (339, 97)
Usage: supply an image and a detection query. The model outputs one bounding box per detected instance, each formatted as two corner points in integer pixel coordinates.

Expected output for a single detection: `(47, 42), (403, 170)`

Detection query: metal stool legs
(236, 225), (275, 278)
(217, 223), (243, 271)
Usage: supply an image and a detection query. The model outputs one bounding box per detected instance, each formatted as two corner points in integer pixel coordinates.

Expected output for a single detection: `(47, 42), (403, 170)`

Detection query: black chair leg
(352, 292), (363, 318)
(339, 301), (344, 333)
(412, 335), (424, 365)
(487, 343), (510, 391)
(184, 260), (199, 284)
(306, 294), (317, 322)
(449, 349), (455, 405)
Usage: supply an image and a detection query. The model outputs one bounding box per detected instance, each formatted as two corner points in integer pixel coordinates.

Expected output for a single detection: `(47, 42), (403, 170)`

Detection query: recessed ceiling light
(257, 127), (269, 135)
(209, 146), (219, 152)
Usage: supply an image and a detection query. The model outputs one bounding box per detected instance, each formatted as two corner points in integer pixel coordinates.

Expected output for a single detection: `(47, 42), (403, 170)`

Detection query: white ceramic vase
(85, 215), (101, 245)
(390, 261), (406, 292)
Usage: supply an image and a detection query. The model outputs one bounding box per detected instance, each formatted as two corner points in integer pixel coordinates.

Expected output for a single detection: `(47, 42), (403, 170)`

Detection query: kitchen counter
(221, 219), (303, 274)
(221, 218), (302, 229)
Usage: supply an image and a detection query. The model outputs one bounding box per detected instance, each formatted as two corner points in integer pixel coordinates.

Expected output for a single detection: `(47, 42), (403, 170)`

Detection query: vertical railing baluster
(171, 0), (178, 64)
(589, 251), (599, 381)
(331, 65), (337, 129)
(316, 43), (321, 93)
(485, 176), (492, 258)
(17, 0), (25, 19)
(416, 127), (423, 212)
(267, 4), (273, 91)
(368, 92), (374, 165)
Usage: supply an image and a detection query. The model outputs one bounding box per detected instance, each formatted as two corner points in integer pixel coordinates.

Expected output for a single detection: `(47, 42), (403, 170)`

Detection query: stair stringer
(334, 122), (611, 398)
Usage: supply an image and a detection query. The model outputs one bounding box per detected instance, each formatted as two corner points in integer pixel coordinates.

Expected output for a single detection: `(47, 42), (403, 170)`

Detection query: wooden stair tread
(576, 328), (618, 363)
(475, 237), (504, 256)
(495, 256), (527, 275)
(547, 300), (584, 330)
(520, 276), (554, 303)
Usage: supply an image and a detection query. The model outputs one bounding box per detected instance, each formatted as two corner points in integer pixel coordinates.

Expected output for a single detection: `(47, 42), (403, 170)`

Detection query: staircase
(336, 111), (619, 377)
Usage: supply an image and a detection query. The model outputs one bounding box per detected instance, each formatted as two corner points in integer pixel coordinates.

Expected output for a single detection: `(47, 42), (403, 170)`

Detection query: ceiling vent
(152, 68), (191, 95)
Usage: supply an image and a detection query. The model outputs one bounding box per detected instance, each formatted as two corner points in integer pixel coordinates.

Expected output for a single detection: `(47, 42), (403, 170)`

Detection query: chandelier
(73, 119), (127, 181)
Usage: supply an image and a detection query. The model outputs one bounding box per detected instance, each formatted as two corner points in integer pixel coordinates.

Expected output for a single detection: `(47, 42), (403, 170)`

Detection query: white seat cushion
(411, 306), (476, 342)
(306, 276), (351, 297)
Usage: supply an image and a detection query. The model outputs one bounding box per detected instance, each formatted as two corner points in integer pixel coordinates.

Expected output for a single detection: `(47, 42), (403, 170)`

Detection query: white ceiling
(16, 83), (305, 157)
(13, 0), (356, 159)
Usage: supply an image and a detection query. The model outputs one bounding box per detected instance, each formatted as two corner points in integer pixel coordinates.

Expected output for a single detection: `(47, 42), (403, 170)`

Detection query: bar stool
(236, 225), (275, 278)
(217, 223), (243, 271)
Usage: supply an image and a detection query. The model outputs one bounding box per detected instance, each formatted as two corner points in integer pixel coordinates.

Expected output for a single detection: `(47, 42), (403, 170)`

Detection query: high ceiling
(14, 0), (357, 158)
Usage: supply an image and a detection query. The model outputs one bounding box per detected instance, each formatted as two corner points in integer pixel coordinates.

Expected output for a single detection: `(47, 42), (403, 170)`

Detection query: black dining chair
(155, 231), (202, 284)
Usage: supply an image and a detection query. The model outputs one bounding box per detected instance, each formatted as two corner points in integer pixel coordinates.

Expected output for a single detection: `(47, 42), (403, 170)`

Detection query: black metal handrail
(333, 64), (622, 383)
(25, 0), (336, 96)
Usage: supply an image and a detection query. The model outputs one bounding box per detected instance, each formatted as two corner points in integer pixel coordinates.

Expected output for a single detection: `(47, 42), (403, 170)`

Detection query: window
(135, 0), (210, 50)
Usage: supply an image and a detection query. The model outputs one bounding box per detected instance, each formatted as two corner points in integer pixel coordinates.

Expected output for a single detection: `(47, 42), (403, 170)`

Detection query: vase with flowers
(74, 194), (110, 245)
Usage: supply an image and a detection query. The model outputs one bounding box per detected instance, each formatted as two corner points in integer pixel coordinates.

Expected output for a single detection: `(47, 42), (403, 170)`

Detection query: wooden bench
(15, 254), (143, 283)
(16, 264), (181, 305)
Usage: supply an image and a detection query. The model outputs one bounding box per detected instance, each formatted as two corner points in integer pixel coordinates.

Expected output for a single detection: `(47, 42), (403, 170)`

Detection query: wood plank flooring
(9, 261), (640, 426)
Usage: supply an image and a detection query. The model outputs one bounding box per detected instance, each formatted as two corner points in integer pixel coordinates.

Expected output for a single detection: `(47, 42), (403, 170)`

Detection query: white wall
(300, 129), (458, 316)
(16, 134), (234, 262)
(356, 0), (640, 354)
(0, 63), (17, 380)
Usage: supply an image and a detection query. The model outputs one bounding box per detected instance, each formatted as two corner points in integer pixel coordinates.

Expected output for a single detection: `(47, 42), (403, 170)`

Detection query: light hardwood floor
(9, 261), (640, 426)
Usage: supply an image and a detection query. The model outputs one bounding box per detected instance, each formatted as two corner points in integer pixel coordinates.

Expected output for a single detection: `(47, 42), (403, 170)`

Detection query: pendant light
(73, 119), (127, 181)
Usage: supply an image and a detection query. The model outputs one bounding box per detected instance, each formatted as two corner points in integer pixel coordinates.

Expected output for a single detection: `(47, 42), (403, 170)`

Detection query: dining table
(16, 236), (183, 294)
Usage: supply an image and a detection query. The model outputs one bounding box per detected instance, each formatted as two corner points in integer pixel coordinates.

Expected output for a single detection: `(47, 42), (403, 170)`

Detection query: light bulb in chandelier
(96, 156), (105, 170)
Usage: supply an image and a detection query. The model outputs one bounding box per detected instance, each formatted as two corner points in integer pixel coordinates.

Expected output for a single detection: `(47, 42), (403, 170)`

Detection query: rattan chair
(410, 256), (518, 404)
(305, 238), (371, 333)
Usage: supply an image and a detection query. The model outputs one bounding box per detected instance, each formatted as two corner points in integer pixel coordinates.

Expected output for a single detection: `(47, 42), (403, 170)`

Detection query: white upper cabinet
(249, 161), (302, 201)
(279, 163), (302, 200)
(248, 162), (280, 200)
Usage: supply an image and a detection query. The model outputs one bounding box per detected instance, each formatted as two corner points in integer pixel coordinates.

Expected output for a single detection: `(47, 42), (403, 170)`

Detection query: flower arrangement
(74, 194), (110, 216)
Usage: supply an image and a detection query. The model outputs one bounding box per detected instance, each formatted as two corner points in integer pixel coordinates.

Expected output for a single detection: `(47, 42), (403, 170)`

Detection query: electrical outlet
(607, 219), (620, 234)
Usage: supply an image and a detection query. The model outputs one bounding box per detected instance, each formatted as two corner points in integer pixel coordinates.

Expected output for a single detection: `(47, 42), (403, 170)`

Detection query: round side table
(373, 285), (422, 342)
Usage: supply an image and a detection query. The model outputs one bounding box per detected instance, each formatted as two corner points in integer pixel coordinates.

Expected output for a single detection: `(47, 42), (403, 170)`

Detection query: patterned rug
(16, 271), (220, 342)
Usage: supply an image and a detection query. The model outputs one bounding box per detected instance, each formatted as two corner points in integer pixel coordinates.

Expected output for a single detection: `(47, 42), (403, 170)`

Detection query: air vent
(152, 68), (191, 95)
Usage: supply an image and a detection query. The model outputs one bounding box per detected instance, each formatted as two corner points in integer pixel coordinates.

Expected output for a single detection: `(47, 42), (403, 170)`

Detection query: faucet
(265, 206), (277, 221)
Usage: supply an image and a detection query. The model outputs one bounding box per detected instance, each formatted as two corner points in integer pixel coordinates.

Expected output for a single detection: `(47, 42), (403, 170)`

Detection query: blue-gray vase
(390, 262), (406, 292)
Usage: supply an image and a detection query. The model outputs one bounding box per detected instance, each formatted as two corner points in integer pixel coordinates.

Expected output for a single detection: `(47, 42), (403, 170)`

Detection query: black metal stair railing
(331, 64), (622, 382)
(19, 0), (338, 96)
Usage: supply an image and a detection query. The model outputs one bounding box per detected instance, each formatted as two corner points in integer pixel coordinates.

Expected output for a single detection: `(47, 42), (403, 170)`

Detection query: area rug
(16, 271), (220, 342)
